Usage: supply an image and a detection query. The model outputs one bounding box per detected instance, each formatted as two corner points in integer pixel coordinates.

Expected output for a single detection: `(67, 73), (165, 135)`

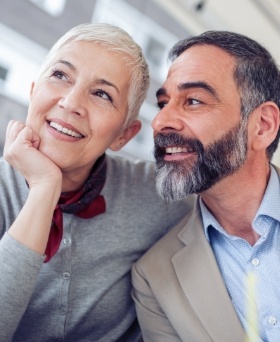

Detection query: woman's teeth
(50, 121), (83, 138)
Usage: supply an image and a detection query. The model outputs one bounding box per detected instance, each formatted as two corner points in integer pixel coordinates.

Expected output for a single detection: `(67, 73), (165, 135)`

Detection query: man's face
(152, 45), (248, 201)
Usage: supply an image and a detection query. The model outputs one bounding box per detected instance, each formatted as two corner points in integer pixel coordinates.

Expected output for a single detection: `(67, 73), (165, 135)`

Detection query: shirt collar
(200, 165), (280, 241)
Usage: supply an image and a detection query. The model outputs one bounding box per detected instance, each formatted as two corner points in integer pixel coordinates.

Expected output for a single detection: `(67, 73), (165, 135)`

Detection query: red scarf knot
(44, 154), (107, 262)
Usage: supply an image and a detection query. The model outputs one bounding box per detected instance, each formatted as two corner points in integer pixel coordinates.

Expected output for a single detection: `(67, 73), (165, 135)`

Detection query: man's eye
(94, 90), (113, 102)
(157, 101), (167, 109)
(188, 98), (201, 105)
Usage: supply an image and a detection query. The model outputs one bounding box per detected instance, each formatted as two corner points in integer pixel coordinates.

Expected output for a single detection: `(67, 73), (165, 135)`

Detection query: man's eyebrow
(156, 87), (167, 98)
(156, 81), (220, 101)
(178, 81), (219, 99)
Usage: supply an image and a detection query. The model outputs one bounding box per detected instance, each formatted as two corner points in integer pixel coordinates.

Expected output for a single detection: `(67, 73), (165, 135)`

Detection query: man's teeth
(165, 147), (193, 153)
(50, 122), (83, 138)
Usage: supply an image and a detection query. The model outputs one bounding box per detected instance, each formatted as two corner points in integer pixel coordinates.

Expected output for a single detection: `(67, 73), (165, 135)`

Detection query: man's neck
(200, 161), (271, 245)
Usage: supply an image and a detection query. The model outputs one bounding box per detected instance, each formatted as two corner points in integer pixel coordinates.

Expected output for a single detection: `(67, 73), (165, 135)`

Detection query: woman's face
(26, 40), (138, 181)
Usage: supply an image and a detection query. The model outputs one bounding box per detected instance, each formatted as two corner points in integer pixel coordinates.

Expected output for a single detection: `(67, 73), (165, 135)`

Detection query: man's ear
(251, 101), (280, 151)
(109, 120), (142, 151)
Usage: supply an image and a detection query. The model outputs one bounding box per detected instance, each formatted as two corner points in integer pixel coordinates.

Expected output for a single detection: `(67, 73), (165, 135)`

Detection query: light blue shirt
(200, 166), (280, 342)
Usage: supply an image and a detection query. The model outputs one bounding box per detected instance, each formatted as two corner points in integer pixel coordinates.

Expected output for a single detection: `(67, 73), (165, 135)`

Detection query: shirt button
(63, 237), (71, 245)
(63, 272), (70, 280)
(268, 316), (277, 325)
(59, 307), (67, 315)
(252, 258), (260, 266)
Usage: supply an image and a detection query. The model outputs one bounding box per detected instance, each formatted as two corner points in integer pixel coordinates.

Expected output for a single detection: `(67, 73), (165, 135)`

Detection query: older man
(132, 31), (280, 342)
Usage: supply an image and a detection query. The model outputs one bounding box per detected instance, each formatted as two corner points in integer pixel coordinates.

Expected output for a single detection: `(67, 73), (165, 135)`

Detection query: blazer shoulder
(134, 198), (203, 273)
(135, 214), (190, 268)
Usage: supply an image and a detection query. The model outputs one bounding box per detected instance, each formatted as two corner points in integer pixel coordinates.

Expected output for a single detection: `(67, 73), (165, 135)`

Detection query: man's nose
(151, 104), (185, 134)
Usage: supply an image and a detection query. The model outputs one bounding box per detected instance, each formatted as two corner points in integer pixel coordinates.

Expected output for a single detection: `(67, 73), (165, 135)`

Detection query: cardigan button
(59, 307), (67, 315)
(63, 237), (71, 245)
(63, 272), (70, 280)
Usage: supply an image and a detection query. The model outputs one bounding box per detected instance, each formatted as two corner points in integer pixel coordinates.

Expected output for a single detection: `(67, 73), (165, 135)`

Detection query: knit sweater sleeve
(0, 233), (44, 341)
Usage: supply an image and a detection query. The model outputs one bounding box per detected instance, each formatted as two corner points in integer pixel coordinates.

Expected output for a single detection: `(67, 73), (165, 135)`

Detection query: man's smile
(165, 146), (194, 154)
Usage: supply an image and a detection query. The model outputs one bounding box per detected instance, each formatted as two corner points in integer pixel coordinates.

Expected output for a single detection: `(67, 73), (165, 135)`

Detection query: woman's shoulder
(0, 157), (24, 183)
(0, 158), (29, 234)
(0, 157), (28, 201)
(106, 154), (155, 182)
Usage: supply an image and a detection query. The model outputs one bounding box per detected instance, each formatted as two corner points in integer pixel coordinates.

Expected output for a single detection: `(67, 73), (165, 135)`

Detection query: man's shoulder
(136, 197), (203, 259)
(136, 214), (193, 266)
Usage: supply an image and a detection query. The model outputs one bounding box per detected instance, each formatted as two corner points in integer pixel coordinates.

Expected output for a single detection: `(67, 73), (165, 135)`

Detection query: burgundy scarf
(44, 154), (107, 262)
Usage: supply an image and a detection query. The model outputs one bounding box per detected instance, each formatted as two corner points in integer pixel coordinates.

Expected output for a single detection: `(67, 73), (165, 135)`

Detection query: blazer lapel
(172, 200), (244, 342)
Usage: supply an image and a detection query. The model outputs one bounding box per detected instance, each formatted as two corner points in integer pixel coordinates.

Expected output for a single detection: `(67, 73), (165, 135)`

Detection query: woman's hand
(4, 120), (62, 254)
(4, 120), (62, 191)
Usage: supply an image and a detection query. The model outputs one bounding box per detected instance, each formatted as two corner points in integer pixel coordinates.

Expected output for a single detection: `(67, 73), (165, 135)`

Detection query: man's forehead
(165, 45), (235, 85)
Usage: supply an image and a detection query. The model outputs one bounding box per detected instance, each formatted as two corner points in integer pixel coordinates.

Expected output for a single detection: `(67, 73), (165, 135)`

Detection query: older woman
(0, 23), (193, 341)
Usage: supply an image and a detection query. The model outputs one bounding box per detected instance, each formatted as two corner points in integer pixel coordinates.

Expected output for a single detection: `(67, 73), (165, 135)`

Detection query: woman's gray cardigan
(0, 155), (193, 342)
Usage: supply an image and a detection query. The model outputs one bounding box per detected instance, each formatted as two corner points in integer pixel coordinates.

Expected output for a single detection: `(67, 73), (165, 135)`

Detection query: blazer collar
(172, 198), (245, 341)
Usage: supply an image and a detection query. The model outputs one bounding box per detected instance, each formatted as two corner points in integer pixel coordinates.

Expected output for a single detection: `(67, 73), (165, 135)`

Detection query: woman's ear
(30, 82), (35, 97)
(251, 101), (280, 152)
(109, 120), (142, 151)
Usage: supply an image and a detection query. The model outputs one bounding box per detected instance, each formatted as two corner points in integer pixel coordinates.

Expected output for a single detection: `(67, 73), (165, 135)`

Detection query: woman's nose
(58, 85), (87, 116)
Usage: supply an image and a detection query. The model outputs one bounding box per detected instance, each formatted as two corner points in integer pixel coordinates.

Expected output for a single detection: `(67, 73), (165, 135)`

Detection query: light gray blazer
(132, 197), (245, 342)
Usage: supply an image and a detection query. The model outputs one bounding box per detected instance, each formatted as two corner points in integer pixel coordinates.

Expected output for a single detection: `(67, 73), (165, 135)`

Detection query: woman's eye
(50, 69), (68, 81)
(94, 90), (113, 102)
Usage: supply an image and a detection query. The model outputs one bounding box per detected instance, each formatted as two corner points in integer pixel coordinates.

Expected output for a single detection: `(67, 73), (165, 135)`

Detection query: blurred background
(1, 0), (280, 163)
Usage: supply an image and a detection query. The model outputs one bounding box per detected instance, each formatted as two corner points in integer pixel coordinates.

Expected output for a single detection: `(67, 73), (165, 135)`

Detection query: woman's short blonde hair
(37, 23), (150, 128)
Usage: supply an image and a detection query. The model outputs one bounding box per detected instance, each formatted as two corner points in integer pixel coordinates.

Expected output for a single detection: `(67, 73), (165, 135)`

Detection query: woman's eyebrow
(53, 60), (120, 94)
(95, 78), (120, 94)
(55, 59), (75, 70)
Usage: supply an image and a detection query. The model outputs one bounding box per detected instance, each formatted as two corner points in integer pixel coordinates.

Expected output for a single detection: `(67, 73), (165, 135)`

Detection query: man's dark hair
(169, 31), (280, 159)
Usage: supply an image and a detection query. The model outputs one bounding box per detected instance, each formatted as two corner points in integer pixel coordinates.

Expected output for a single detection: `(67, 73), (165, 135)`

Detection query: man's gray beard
(155, 120), (248, 202)
(156, 161), (202, 202)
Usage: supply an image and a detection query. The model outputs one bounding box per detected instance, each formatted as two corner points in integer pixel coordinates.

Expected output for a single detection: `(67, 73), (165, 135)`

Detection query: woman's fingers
(3, 120), (62, 189)
(4, 121), (34, 158)
(5, 120), (25, 145)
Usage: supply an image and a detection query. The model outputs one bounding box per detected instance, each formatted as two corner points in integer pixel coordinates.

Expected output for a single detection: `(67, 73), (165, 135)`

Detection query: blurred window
(29, 0), (66, 17)
(146, 37), (165, 67)
(0, 65), (8, 81)
(92, 0), (178, 81)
